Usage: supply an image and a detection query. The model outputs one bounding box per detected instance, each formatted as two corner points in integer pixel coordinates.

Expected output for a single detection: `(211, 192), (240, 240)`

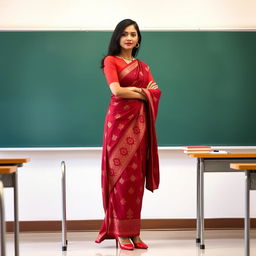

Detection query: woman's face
(119, 25), (139, 51)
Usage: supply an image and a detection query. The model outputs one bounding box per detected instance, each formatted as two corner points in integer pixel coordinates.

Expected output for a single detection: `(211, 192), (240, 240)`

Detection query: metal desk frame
(0, 167), (19, 256)
(0, 180), (6, 256)
(0, 160), (29, 256)
(243, 169), (256, 256)
(61, 161), (68, 251)
(196, 156), (256, 250)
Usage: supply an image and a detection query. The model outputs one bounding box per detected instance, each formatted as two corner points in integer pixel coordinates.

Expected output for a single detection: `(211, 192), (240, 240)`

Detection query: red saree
(96, 59), (161, 243)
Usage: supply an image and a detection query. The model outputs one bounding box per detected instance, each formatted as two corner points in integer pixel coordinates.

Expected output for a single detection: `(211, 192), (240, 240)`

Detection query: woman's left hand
(147, 81), (158, 90)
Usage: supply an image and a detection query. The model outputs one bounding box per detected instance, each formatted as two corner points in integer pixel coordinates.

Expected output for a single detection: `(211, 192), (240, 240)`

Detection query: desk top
(0, 166), (17, 174)
(230, 163), (256, 170)
(0, 158), (30, 164)
(188, 153), (256, 158)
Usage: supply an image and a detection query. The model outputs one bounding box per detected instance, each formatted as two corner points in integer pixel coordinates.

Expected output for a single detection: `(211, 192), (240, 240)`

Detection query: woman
(95, 19), (161, 250)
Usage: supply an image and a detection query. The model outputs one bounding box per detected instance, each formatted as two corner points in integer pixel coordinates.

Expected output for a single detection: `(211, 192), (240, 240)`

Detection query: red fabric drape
(96, 59), (161, 243)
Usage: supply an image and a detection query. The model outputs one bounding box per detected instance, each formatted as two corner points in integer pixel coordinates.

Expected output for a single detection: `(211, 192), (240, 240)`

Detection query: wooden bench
(187, 153), (256, 250)
(0, 166), (18, 174)
(230, 163), (256, 256)
(230, 163), (256, 171)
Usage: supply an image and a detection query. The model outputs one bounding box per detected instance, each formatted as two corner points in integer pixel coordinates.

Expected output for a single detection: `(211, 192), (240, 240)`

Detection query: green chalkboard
(0, 31), (256, 147)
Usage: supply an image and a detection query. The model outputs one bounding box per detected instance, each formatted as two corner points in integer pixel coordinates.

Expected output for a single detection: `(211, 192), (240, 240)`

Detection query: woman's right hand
(126, 86), (138, 92)
(147, 81), (158, 89)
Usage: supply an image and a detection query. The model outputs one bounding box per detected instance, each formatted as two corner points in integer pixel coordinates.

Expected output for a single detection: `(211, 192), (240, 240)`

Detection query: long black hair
(101, 19), (142, 69)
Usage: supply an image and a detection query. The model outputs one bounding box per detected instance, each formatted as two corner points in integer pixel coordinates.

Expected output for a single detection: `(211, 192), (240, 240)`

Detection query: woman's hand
(126, 86), (138, 92)
(147, 81), (158, 89)
(109, 83), (146, 100)
(126, 87), (142, 93)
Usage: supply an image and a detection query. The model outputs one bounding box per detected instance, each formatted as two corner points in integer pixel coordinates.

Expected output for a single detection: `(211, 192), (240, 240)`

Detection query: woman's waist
(109, 95), (142, 105)
(107, 96), (145, 118)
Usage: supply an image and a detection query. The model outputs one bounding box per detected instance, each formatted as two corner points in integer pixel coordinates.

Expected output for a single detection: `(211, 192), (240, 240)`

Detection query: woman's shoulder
(104, 55), (116, 60)
(104, 55), (118, 64)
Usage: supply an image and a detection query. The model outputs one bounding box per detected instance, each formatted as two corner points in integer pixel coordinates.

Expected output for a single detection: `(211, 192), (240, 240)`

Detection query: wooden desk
(0, 158), (30, 256)
(230, 163), (256, 256)
(188, 153), (256, 250)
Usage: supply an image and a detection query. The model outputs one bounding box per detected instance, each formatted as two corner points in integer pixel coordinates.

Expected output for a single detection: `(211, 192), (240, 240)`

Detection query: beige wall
(0, 0), (255, 29)
(2, 148), (256, 221)
(1, 0), (256, 221)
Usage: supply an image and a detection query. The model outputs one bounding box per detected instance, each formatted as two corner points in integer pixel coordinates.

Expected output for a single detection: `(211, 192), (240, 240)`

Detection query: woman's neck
(119, 50), (133, 60)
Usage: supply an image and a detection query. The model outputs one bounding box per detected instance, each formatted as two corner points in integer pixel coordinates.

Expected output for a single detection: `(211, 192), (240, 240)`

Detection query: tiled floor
(5, 230), (256, 256)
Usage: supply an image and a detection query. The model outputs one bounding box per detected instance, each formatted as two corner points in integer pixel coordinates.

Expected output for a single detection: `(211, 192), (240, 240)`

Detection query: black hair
(101, 19), (141, 69)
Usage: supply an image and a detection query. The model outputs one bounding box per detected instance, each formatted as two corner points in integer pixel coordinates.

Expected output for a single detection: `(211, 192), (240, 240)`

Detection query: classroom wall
(2, 148), (256, 221)
(0, 0), (256, 29)
(1, 0), (256, 222)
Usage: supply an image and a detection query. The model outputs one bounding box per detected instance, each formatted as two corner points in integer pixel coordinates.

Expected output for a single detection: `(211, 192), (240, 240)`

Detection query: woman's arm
(109, 82), (147, 100)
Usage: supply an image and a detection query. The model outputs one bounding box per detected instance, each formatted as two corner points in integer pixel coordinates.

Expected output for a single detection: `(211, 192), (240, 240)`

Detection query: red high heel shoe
(115, 237), (134, 250)
(133, 241), (148, 249)
(131, 237), (148, 249)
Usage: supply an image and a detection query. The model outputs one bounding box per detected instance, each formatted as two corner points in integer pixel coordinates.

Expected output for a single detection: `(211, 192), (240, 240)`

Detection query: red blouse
(103, 56), (154, 86)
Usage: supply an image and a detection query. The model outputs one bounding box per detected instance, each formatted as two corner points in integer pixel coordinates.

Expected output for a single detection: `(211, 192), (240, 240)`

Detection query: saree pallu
(96, 60), (161, 243)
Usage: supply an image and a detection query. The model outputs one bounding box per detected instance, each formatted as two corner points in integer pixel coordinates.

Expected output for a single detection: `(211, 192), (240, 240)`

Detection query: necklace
(117, 55), (135, 62)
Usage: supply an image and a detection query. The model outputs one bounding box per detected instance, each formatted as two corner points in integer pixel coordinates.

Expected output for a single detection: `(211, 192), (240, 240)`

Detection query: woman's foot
(130, 236), (148, 249)
(116, 237), (134, 250)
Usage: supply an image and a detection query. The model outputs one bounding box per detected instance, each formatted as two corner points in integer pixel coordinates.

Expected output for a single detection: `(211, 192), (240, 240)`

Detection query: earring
(136, 43), (140, 48)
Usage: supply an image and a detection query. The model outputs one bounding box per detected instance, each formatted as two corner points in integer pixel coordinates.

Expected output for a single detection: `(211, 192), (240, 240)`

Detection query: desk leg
(196, 158), (201, 243)
(13, 172), (19, 256)
(61, 161), (68, 251)
(0, 181), (6, 256)
(199, 159), (205, 249)
(245, 171), (250, 256)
